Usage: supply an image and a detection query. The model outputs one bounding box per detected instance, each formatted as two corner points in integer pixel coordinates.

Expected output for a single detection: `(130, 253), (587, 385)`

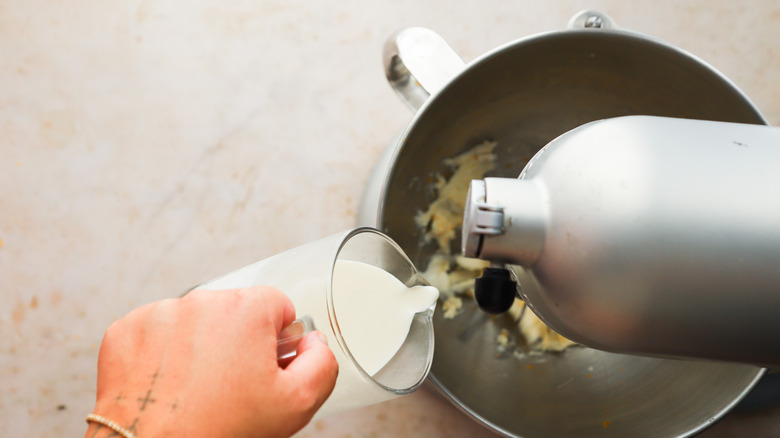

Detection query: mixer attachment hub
(474, 267), (518, 314)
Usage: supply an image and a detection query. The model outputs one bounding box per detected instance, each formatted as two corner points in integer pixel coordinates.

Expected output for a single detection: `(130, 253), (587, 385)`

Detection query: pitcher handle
(383, 27), (466, 112)
(277, 315), (316, 364)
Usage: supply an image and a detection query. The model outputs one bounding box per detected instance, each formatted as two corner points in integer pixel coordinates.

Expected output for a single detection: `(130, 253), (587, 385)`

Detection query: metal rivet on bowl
(584, 15), (603, 28)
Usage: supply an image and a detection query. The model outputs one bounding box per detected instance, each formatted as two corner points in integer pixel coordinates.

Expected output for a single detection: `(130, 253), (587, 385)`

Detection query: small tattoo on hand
(127, 418), (139, 434)
(138, 390), (156, 411)
(149, 368), (163, 383)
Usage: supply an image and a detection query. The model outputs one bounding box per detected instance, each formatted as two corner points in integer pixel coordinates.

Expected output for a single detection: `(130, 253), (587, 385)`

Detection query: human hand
(85, 286), (338, 438)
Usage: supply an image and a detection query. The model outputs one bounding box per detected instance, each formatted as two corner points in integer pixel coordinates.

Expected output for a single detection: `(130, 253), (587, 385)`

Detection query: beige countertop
(2, 1), (779, 436)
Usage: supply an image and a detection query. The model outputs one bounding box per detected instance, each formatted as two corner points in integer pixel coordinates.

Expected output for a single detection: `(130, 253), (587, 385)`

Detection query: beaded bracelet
(85, 413), (136, 438)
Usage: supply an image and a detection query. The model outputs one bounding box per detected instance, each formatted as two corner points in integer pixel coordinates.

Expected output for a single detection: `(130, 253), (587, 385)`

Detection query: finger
(195, 286), (296, 336)
(280, 331), (339, 411)
(243, 286), (296, 334)
(276, 292), (296, 333)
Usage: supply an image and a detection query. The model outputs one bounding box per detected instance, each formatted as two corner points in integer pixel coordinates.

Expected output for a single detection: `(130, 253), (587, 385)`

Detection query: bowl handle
(383, 27), (466, 112)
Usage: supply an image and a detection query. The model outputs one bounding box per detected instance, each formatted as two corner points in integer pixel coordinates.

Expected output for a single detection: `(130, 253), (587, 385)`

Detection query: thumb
(282, 331), (339, 410)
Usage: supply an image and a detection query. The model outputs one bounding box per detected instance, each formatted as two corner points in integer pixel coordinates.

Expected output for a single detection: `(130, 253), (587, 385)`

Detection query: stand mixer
(463, 115), (780, 367)
(367, 13), (774, 437)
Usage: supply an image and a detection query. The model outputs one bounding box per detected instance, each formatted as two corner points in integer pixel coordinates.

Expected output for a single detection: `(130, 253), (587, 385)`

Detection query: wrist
(85, 413), (137, 438)
(86, 390), (164, 438)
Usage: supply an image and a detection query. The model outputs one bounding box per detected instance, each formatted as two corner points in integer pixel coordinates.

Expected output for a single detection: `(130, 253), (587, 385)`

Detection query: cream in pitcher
(333, 260), (438, 376)
(194, 228), (438, 417)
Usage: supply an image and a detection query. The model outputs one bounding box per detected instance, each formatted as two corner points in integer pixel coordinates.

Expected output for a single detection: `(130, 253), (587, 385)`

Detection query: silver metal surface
(462, 180), (504, 258)
(366, 15), (767, 438)
(466, 177), (547, 265)
(472, 116), (780, 367)
(567, 10), (616, 30)
(383, 27), (466, 111)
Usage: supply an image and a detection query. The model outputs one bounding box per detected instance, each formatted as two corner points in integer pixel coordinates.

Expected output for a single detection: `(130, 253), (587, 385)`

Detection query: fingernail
(316, 331), (329, 345)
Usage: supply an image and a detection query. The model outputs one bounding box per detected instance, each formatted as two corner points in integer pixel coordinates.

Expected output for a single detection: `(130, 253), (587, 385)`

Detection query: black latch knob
(474, 267), (518, 314)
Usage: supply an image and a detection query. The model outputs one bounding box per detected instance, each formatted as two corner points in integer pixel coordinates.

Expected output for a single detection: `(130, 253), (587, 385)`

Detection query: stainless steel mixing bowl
(360, 11), (766, 438)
